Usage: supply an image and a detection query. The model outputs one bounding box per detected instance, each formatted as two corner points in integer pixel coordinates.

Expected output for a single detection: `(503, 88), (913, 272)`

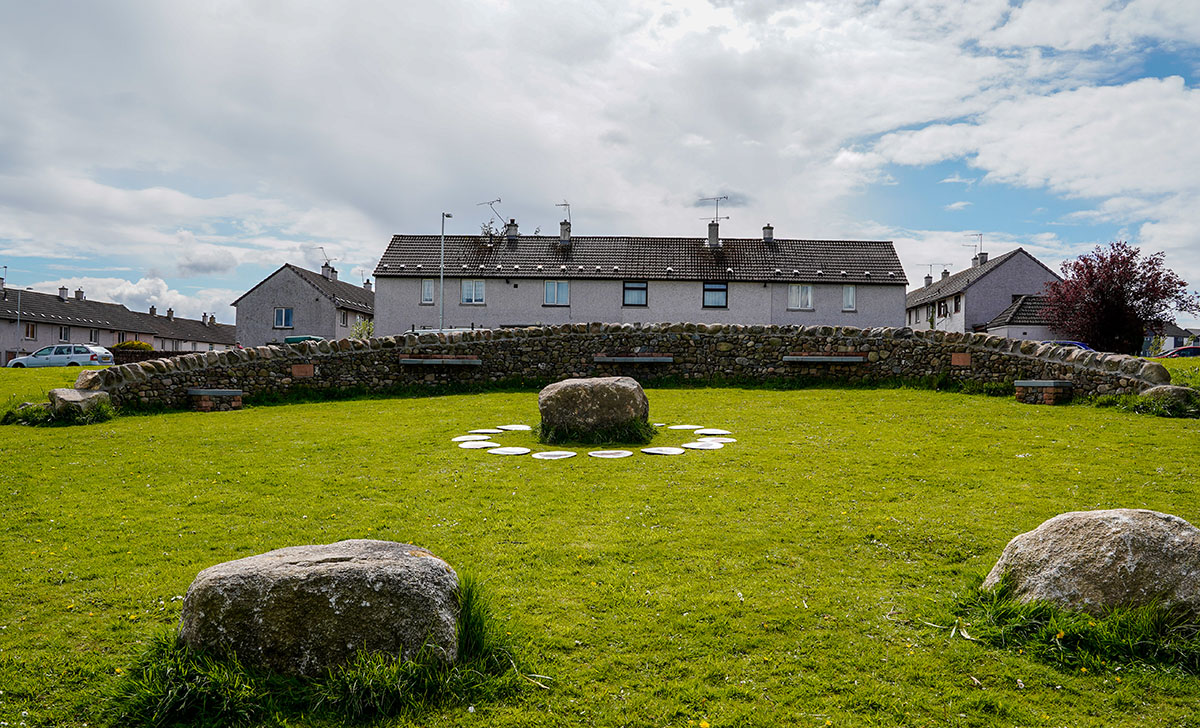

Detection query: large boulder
(47, 388), (110, 416)
(180, 540), (459, 676)
(982, 509), (1200, 616)
(538, 376), (649, 434)
(1140, 384), (1199, 408)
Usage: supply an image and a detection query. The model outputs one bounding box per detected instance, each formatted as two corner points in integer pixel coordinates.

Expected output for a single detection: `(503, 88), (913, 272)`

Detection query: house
(371, 220), (907, 334)
(133, 307), (237, 353)
(904, 248), (1061, 334)
(1, 281), (154, 364)
(231, 263), (375, 347)
(1143, 321), (1193, 356)
(984, 295), (1058, 341)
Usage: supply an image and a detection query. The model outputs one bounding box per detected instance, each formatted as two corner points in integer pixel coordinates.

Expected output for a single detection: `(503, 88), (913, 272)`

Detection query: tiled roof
(374, 234), (908, 286)
(905, 248), (1059, 307)
(134, 311), (237, 345)
(985, 295), (1052, 328)
(287, 264), (375, 314)
(0, 288), (154, 332)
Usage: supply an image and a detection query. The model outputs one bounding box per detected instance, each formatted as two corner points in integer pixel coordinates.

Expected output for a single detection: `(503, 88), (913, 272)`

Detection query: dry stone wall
(75, 323), (1173, 409)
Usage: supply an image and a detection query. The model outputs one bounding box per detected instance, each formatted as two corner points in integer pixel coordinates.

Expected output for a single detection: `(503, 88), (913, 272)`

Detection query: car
(6, 344), (114, 368)
(1041, 340), (1093, 350)
(1159, 346), (1200, 358)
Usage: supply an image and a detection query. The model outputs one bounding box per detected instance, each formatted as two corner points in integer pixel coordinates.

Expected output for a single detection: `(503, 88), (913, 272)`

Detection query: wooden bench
(186, 388), (243, 412)
(1014, 379), (1073, 405)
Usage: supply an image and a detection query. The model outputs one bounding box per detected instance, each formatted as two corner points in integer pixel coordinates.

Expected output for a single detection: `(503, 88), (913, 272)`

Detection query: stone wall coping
(1014, 380), (1074, 387)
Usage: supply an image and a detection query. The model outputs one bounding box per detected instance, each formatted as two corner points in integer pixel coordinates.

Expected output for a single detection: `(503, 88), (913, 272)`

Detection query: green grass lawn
(1153, 357), (1200, 388)
(0, 366), (102, 409)
(2, 379), (1199, 727)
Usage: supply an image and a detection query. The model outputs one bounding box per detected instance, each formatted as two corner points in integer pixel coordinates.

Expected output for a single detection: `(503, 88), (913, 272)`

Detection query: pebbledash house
(372, 220), (907, 335)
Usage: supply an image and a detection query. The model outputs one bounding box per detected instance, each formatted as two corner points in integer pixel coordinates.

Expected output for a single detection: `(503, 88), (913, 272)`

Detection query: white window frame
(23, 323), (36, 340)
(88, 328), (99, 344)
(842, 284), (857, 312)
(461, 279), (485, 305)
(58, 325), (70, 342)
(543, 280), (569, 306)
(788, 284), (813, 310)
(274, 307), (294, 329)
(340, 310), (349, 327)
(420, 278), (435, 304)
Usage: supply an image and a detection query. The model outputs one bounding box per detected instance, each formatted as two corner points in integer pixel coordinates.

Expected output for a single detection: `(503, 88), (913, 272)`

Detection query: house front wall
(907, 290), (969, 333)
(986, 324), (1055, 341)
(964, 254), (1060, 332)
(2, 319), (145, 363)
(235, 270), (338, 347)
(374, 277), (904, 335)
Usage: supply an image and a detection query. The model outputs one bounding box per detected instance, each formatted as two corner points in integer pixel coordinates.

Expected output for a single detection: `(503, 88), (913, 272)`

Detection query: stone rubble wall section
(78, 323), (1172, 409)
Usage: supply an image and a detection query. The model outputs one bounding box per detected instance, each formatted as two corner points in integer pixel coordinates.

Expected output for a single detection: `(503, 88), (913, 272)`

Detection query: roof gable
(985, 295), (1052, 329)
(906, 248), (1060, 307)
(231, 263), (375, 315)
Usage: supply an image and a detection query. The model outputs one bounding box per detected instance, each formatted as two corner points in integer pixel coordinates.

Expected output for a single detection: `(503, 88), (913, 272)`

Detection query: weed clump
(1, 400), (115, 427)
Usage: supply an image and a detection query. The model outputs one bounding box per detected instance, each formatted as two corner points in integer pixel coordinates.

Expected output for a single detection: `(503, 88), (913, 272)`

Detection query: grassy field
(2, 374), (1199, 726)
(0, 366), (99, 409)
(1153, 357), (1200, 388)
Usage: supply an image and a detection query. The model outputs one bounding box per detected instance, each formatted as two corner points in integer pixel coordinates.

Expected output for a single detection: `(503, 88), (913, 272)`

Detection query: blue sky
(1, 0), (1198, 327)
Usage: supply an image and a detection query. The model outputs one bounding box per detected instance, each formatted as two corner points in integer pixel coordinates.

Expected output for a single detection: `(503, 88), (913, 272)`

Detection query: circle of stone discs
(497, 424), (532, 431)
(667, 424), (703, 430)
(693, 428), (732, 436)
(459, 440), (502, 449)
(489, 446), (531, 456)
(698, 436), (736, 443)
(682, 440), (724, 450)
(452, 434), (493, 442)
(531, 451), (577, 460)
(469, 429), (504, 434)
(588, 450), (634, 459)
(641, 446), (686, 455)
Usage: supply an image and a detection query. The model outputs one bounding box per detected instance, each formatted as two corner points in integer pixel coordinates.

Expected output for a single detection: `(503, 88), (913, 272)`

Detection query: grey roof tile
(0, 288), (153, 332)
(986, 295), (1052, 328)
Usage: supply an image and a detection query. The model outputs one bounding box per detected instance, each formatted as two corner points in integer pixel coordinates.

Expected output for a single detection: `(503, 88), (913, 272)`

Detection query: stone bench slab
(396, 358), (483, 366)
(1014, 380), (1073, 387)
(783, 355), (867, 363)
(593, 356), (674, 363)
(187, 389), (244, 396)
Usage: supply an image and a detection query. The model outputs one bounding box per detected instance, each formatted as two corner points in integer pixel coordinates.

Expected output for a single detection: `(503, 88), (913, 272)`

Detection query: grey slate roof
(232, 264), (375, 315)
(374, 235), (908, 286)
(985, 295), (1051, 328)
(0, 288), (154, 333)
(133, 311), (237, 345)
(905, 248), (1060, 308)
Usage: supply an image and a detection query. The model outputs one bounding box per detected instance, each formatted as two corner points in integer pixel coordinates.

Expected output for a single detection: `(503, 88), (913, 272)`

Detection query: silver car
(6, 344), (114, 368)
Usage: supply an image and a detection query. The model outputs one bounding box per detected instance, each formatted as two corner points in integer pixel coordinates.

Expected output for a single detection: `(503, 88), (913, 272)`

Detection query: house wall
(374, 277), (904, 335)
(235, 269), (338, 347)
(965, 254), (1060, 332)
(1, 319), (144, 363)
(907, 290), (968, 334)
(986, 324), (1055, 341)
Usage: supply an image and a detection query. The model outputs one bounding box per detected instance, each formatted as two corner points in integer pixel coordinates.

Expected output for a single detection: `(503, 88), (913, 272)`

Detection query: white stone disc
(694, 428), (732, 436)
(531, 450), (578, 460)
(469, 428), (504, 434)
(588, 449), (634, 458)
(698, 436), (736, 444)
(682, 440), (724, 450)
(653, 422), (666, 427)
(489, 446), (531, 456)
(452, 434), (493, 442)
(667, 424), (703, 430)
(497, 424), (532, 431)
(641, 446), (686, 455)
(459, 440), (502, 449)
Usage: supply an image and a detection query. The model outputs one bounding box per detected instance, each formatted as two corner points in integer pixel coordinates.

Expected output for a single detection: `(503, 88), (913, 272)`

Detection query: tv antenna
(963, 233), (984, 255)
(921, 263), (953, 276)
(698, 195), (730, 223)
(477, 198), (503, 224)
(315, 246), (338, 265)
(555, 199), (571, 224)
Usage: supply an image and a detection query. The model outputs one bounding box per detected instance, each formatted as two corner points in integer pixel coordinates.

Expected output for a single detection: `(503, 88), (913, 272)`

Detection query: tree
(350, 318), (374, 339)
(1043, 241), (1200, 354)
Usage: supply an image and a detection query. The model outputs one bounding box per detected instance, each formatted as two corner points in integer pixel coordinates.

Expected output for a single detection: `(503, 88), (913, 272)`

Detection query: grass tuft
(107, 574), (528, 726)
(536, 418), (657, 445)
(941, 574), (1200, 674)
(1091, 393), (1199, 419)
(1, 399), (115, 426)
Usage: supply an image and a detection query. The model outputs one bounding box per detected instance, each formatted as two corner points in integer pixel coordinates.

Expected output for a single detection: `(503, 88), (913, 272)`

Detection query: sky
(1, 0), (1198, 326)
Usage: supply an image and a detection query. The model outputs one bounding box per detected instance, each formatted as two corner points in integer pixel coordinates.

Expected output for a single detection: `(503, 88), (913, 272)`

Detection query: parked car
(1159, 346), (1200, 358)
(6, 344), (114, 368)
(1041, 340), (1093, 350)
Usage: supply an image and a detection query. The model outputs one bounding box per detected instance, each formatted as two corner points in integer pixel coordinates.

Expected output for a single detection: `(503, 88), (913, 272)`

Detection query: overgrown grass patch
(108, 575), (527, 726)
(536, 418), (657, 445)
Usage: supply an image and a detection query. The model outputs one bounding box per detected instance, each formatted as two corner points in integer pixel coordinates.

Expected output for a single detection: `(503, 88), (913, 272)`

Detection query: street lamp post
(439, 212), (453, 332)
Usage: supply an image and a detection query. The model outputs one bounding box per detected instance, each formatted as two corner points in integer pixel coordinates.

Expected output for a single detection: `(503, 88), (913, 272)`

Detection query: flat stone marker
(588, 450), (634, 458)
(698, 436), (736, 443)
(469, 428), (504, 434)
(489, 446), (531, 456)
(459, 440), (502, 449)
(668, 424), (703, 430)
(694, 428), (731, 436)
(682, 441), (724, 450)
(532, 451), (577, 460)
(452, 434), (492, 442)
(497, 424), (532, 431)
(653, 422), (666, 426)
(641, 446), (685, 455)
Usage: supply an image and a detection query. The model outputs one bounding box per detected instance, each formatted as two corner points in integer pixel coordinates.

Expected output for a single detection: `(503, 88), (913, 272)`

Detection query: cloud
(25, 275), (240, 322)
(939, 174), (975, 186)
(944, 201), (972, 211)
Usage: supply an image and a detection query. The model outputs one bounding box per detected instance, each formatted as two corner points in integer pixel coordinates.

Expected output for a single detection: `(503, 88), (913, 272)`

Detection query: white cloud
(26, 276), (240, 322)
(944, 201), (972, 211)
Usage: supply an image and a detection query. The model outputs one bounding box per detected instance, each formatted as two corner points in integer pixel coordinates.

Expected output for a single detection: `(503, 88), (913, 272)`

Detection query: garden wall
(75, 323), (1173, 409)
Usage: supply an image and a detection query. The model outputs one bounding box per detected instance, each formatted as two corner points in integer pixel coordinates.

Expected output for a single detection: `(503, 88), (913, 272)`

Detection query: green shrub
(111, 340), (155, 351)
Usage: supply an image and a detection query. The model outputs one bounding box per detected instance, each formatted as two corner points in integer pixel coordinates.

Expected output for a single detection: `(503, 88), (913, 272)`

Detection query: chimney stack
(505, 218), (519, 242)
(205, 314), (213, 326)
(363, 279), (372, 292)
(941, 268), (950, 280)
(977, 251), (988, 265)
(924, 272), (933, 287)
(166, 307), (174, 321)
(74, 288), (84, 301)
(707, 221), (721, 249)
(559, 219), (571, 247)
(321, 262), (338, 281)
(971, 254), (980, 267)
(149, 305), (157, 316)
(762, 223), (774, 242)
(58, 286), (69, 301)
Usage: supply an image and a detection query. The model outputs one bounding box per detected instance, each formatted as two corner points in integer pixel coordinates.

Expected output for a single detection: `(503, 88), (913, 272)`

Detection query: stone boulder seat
(538, 376), (649, 433)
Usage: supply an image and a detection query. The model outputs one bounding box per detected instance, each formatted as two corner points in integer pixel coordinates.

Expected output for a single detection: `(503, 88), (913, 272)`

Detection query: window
(340, 310), (349, 327)
(23, 323), (36, 340)
(703, 282), (728, 308)
(33, 346), (54, 356)
(72, 345), (89, 354)
(788, 284), (813, 310)
(937, 300), (948, 317)
(842, 285), (857, 311)
(274, 307), (294, 328)
(954, 294), (961, 313)
(544, 280), (569, 306)
(172, 340), (181, 351)
(54, 346), (71, 355)
(208, 343), (215, 351)
(88, 329), (99, 344)
(461, 280), (485, 304)
(420, 279), (435, 304)
(926, 304), (933, 320)
(623, 281), (648, 307)
(58, 326), (70, 342)
(192, 342), (198, 351)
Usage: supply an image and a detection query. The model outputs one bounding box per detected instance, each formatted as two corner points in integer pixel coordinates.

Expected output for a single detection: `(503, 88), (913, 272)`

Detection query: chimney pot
(363, 279), (372, 292)
(74, 288), (84, 301)
(559, 219), (571, 246)
(166, 307), (174, 320)
(58, 286), (69, 301)
(924, 273), (933, 287)
(707, 220), (721, 249)
(321, 262), (338, 281)
(763, 223), (774, 242)
(971, 254), (980, 267)
(977, 251), (988, 264)
(149, 305), (157, 316)
(941, 269), (950, 279)
(505, 218), (519, 241)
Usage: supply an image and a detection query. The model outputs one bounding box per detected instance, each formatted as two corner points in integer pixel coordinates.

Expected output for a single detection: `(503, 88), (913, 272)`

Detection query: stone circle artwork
(469, 428), (504, 434)
(532, 451), (578, 460)
(451, 434), (493, 442)
(698, 436), (736, 443)
(667, 424), (702, 430)
(489, 446), (532, 456)
(588, 450), (634, 458)
(459, 440), (502, 449)
(682, 440), (724, 450)
(641, 446), (685, 455)
(694, 428), (732, 436)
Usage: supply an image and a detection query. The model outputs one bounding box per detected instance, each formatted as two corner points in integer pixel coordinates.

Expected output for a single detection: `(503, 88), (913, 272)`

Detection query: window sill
(418, 302), (434, 306)
(542, 303), (570, 307)
(841, 309), (857, 313)
(786, 307), (815, 312)
(459, 303), (486, 306)
(622, 304), (648, 308)
(702, 306), (729, 310)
